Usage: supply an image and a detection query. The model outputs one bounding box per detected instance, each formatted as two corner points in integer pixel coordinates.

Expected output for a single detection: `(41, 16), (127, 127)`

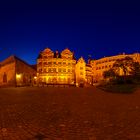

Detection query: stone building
(37, 48), (93, 86)
(1, 48), (139, 87)
(90, 53), (140, 83)
(0, 55), (36, 87)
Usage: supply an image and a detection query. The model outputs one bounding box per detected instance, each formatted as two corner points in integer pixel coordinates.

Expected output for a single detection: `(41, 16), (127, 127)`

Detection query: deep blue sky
(0, 1), (140, 64)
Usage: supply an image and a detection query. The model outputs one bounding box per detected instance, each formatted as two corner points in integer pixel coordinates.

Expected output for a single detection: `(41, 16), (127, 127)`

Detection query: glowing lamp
(16, 74), (21, 79)
(34, 76), (37, 79)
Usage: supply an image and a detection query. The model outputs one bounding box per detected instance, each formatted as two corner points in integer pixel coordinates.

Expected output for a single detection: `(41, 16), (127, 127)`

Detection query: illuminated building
(90, 53), (140, 83)
(1, 48), (139, 87)
(37, 48), (76, 85)
(37, 48), (93, 86)
(0, 56), (36, 87)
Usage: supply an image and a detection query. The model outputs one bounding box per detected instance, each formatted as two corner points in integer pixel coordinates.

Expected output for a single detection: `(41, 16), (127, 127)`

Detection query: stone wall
(15, 59), (36, 86)
(0, 62), (16, 86)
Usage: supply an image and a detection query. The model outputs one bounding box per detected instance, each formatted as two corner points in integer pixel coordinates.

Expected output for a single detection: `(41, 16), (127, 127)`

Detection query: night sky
(0, 1), (140, 64)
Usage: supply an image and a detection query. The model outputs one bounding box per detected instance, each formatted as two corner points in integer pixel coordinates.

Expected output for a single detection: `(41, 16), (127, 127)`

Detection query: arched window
(3, 73), (7, 83)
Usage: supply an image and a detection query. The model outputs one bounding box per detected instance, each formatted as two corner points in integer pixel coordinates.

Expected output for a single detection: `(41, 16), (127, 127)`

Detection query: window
(63, 69), (66, 72)
(43, 62), (47, 65)
(80, 72), (83, 75)
(58, 62), (61, 65)
(63, 62), (66, 65)
(58, 77), (61, 82)
(68, 69), (70, 72)
(39, 69), (42, 72)
(48, 62), (52, 65)
(53, 68), (56, 72)
(43, 56), (47, 58)
(44, 78), (46, 82)
(53, 62), (56, 64)
(80, 67), (83, 70)
(58, 68), (61, 72)
(3, 73), (7, 83)
(43, 69), (46, 72)
(48, 68), (51, 72)
(38, 62), (42, 65)
(68, 62), (71, 65)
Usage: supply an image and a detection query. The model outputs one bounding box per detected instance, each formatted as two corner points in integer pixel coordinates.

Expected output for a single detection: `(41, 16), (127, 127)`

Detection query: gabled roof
(0, 55), (35, 70)
(0, 55), (17, 66)
(77, 57), (86, 63)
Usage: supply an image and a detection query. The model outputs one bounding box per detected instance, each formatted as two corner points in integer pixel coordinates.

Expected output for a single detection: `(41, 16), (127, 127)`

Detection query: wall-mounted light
(16, 74), (21, 79)
(34, 76), (37, 79)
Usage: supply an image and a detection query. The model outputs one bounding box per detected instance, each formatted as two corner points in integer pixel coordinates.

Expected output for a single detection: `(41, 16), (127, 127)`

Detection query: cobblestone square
(0, 87), (140, 140)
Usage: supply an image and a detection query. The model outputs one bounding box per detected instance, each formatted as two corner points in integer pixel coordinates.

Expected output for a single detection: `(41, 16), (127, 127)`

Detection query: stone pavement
(0, 87), (140, 140)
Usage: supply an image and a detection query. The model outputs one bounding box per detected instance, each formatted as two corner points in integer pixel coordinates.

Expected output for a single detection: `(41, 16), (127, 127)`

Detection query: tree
(103, 56), (140, 84)
(130, 62), (140, 83)
(112, 56), (134, 76)
(103, 69), (116, 79)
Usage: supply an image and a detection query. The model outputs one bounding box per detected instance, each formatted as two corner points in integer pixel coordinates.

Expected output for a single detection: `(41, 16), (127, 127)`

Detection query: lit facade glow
(90, 53), (140, 83)
(37, 48), (93, 86)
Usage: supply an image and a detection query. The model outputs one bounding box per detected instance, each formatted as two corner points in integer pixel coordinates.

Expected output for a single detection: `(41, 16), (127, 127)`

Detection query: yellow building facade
(37, 48), (140, 86)
(90, 53), (140, 83)
(37, 48), (93, 86)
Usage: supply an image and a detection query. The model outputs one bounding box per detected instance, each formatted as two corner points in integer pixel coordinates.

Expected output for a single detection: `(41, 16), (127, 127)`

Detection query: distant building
(37, 48), (93, 86)
(90, 53), (140, 83)
(1, 49), (139, 87)
(0, 56), (36, 87)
